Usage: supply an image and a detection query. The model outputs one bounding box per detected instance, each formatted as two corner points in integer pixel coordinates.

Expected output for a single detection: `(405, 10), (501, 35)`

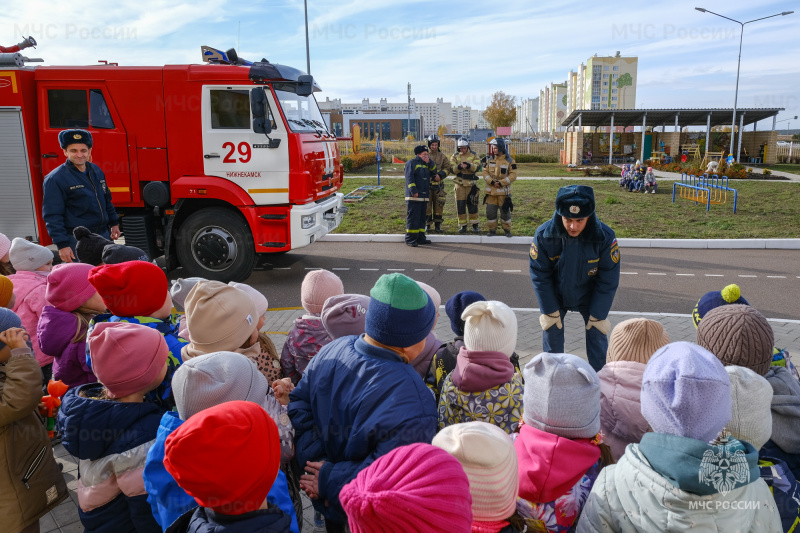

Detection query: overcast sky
(3, 0), (797, 129)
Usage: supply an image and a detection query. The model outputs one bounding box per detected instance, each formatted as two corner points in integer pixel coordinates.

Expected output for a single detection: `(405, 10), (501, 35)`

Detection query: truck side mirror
(250, 87), (272, 135)
(296, 75), (314, 97)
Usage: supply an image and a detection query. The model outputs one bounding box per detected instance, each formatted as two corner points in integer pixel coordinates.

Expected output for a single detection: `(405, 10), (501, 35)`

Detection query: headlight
(301, 214), (316, 229)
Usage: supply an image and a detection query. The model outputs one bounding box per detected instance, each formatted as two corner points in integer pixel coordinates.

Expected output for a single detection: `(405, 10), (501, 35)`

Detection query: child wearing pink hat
(57, 322), (169, 532)
(38, 263), (107, 388)
(8, 238), (55, 379)
(280, 269), (344, 384)
(340, 443), (473, 533)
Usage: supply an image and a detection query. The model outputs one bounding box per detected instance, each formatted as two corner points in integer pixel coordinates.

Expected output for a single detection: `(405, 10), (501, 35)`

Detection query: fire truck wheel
(176, 207), (256, 282)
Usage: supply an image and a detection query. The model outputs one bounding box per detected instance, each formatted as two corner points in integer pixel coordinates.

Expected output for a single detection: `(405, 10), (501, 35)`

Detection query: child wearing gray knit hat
(142, 351), (299, 531)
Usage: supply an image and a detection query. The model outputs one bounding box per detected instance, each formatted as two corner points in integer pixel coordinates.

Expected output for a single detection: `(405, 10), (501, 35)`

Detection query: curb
(320, 234), (800, 249)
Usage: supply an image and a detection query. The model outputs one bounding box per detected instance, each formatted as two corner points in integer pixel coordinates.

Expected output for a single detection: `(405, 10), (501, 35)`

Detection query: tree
(482, 91), (516, 131)
(616, 73), (633, 107)
(437, 125), (449, 137)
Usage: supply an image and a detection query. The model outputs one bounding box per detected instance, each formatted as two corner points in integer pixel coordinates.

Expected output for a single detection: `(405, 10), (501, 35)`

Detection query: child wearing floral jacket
(515, 352), (608, 533)
(438, 300), (523, 435)
(280, 269), (343, 384)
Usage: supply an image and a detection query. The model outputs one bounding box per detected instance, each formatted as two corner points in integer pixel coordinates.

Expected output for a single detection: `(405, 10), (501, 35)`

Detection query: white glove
(586, 316), (611, 335)
(539, 312), (563, 331)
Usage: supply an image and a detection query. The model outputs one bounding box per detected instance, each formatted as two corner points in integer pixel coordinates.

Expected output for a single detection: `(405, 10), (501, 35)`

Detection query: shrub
(512, 154), (559, 163)
(763, 168), (772, 176)
(599, 165), (618, 177)
(341, 153), (378, 172)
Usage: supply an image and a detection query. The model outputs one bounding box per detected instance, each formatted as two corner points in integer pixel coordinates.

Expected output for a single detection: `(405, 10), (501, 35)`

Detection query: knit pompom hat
(184, 281), (257, 354)
(365, 273), (435, 348)
(462, 300), (517, 358)
(692, 284), (749, 328)
(321, 294), (370, 339)
(172, 351), (269, 420)
(0, 275), (13, 308)
(522, 352), (601, 439)
(164, 401), (280, 516)
(696, 304), (774, 376)
(89, 261), (168, 317)
(723, 366), (773, 450)
(228, 282), (268, 318)
(641, 341), (731, 443)
(46, 263), (97, 312)
(0, 308), (22, 350)
(340, 443), (473, 533)
(88, 322), (169, 398)
(432, 422), (518, 523)
(73, 227), (113, 267)
(169, 277), (206, 313)
(0, 233), (10, 260)
(445, 291), (486, 337)
(607, 318), (670, 364)
(301, 269), (344, 315)
(9, 238), (52, 271)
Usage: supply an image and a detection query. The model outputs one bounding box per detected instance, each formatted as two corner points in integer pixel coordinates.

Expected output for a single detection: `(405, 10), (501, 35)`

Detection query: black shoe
(458, 226), (467, 234)
(504, 230), (512, 238)
(419, 238), (433, 245)
(434, 224), (443, 233)
(487, 230), (496, 237)
(472, 224), (480, 233)
(406, 241), (418, 247)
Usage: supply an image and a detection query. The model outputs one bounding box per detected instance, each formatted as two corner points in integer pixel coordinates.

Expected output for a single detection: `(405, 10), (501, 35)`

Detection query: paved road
(238, 242), (800, 319)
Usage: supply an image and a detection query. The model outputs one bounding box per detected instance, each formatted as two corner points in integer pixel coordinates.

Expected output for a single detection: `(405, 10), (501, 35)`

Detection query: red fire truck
(0, 43), (346, 282)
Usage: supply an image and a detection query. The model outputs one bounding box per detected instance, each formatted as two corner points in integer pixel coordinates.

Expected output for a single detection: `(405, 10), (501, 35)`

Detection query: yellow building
(583, 52), (638, 110)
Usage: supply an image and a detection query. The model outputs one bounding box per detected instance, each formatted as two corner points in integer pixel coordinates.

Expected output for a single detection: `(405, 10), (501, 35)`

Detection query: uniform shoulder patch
(610, 240), (620, 264)
(529, 242), (538, 260)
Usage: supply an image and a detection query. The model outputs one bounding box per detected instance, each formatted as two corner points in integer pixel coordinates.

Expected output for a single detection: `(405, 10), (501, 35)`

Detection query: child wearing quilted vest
(0, 309), (69, 533)
(163, 402), (294, 533)
(280, 269), (343, 384)
(598, 318), (670, 461)
(410, 281), (443, 379)
(0, 232), (13, 276)
(697, 303), (800, 482)
(88, 261), (185, 410)
(340, 443), (474, 533)
(57, 322), (169, 533)
(434, 421), (524, 533)
(438, 300), (523, 434)
(723, 365), (800, 532)
(516, 353), (608, 532)
(694, 284), (799, 380)
(578, 342), (782, 532)
(143, 352), (298, 533)
(37, 263), (106, 389)
(8, 238), (54, 382)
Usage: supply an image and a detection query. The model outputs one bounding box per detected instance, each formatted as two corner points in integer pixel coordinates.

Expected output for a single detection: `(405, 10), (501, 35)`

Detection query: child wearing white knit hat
(437, 300), (523, 435)
(433, 421), (522, 531)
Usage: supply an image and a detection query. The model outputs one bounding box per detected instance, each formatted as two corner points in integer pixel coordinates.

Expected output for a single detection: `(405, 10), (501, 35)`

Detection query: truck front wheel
(176, 207), (256, 282)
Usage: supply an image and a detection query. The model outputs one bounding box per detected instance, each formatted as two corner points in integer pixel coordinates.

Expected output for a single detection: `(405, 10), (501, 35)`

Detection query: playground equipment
(673, 173), (738, 213)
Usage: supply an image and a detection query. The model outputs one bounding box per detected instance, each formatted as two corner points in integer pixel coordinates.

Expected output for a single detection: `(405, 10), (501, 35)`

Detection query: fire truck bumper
(290, 192), (346, 249)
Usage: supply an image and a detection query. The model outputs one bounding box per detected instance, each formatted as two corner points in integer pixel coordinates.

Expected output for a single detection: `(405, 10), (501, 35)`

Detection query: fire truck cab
(0, 45), (345, 282)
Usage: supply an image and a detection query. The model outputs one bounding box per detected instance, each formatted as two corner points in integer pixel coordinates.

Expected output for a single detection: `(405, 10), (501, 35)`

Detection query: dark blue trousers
(542, 308), (608, 371)
(406, 200), (427, 245)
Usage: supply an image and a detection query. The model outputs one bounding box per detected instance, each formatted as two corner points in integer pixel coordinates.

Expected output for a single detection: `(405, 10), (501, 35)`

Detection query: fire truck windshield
(274, 88), (329, 135)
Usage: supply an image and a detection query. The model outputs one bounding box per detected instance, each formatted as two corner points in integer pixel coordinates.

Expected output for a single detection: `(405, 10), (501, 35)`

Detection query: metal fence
(338, 139), (563, 159)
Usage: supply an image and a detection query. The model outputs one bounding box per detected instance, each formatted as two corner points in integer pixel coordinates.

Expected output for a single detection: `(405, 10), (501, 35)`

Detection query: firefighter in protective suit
(450, 138), (482, 233)
(482, 138), (516, 237)
(425, 135), (451, 233)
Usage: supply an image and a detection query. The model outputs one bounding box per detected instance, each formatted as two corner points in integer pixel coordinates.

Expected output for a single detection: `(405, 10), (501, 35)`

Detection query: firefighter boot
(458, 225), (467, 234)
(472, 224), (480, 233)
(487, 230), (496, 237)
(504, 230), (512, 238)
(434, 222), (443, 233)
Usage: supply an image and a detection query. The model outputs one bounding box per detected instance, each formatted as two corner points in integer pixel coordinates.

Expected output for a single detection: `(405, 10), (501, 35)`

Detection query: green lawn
(346, 162), (588, 177)
(768, 164), (800, 175)
(337, 178), (800, 238)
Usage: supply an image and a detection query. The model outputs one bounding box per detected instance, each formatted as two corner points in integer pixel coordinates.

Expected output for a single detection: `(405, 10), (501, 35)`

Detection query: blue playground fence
(672, 173), (738, 213)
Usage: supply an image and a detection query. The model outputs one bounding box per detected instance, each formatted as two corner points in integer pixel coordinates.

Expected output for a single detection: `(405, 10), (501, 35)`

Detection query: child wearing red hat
(37, 263), (107, 389)
(163, 401), (293, 532)
(57, 322), (169, 533)
(88, 261), (186, 409)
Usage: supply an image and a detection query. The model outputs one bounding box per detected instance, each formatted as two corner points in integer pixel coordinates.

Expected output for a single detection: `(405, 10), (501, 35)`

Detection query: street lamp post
(695, 8), (794, 159)
(776, 116), (798, 134)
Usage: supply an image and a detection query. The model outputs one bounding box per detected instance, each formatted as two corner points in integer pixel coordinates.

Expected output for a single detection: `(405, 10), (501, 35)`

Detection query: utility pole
(407, 83), (412, 140)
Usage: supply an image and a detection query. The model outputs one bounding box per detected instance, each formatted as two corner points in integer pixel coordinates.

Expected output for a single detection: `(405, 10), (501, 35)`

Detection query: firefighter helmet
(457, 138), (469, 149)
(489, 138), (506, 154)
(427, 134), (440, 148)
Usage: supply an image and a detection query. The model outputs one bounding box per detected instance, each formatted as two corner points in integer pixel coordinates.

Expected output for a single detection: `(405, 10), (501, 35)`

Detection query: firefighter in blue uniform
(42, 129), (120, 263)
(404, 145), (436, 247)
(529, 185), (620, 371)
